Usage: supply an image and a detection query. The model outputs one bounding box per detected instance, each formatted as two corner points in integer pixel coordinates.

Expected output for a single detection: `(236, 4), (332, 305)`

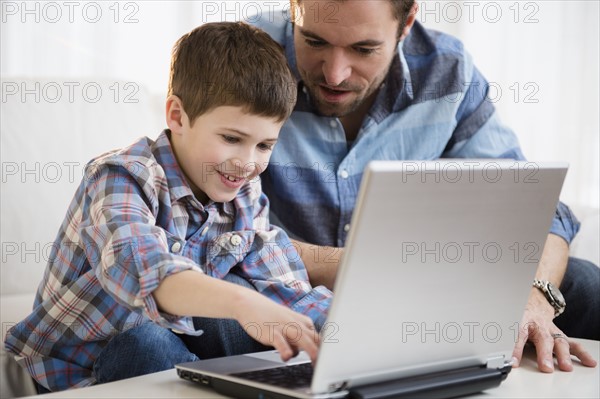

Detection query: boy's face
(168, 104), (283, 204)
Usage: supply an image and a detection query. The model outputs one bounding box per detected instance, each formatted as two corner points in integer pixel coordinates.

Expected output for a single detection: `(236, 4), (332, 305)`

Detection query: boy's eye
(258, 143), (274, 152)
(222, 135), (240, 144)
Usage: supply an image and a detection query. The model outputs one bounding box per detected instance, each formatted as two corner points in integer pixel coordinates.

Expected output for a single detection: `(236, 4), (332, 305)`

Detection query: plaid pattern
(4, 131), (332, 391)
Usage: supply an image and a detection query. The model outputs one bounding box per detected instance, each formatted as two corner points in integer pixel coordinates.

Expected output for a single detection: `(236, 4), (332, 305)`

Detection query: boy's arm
(79, 163), (203, 334)
(81, 164), (320, 361)
(153, 270), (320, 362)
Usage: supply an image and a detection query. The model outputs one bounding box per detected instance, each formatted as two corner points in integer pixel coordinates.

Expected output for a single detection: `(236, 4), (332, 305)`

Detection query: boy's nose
(231, 156), (258, 177)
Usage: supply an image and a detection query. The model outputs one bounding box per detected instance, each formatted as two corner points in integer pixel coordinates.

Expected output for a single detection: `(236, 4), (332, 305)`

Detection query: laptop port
(178, 370), (189, 380)
(191, 374), (200, 383)
(200, 375), (211, 385)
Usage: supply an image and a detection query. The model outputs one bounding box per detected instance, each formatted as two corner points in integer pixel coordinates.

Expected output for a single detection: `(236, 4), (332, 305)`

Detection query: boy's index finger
(298, 328), (319, 364)
(274, 333), (294, 362)
(301, 341), (318, 364)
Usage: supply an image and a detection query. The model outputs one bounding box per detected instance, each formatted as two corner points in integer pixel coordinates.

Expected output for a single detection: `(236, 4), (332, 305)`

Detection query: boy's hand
(234, 290), (320, 363)
(153, 271), (320, 362)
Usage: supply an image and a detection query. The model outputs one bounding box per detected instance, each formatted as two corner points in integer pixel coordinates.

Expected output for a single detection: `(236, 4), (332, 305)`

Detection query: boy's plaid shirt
(4, 130), (332, 391)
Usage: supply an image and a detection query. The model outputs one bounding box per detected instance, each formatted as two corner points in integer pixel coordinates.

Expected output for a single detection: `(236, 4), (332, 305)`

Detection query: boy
(4, 22), (332, 392)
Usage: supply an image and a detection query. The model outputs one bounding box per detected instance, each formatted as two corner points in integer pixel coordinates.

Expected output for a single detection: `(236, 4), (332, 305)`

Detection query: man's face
(171, 105), (282, 204)
(293, 0), (400, 117)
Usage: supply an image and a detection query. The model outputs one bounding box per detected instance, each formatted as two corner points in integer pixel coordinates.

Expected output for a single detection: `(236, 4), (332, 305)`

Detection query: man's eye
(354, 47), (376, 55)
(222, 135), (239, 144)
(305, 39), (326, 48)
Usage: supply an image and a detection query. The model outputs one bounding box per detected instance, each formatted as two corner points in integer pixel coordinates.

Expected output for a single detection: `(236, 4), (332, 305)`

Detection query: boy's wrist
(227, 284), (254, 321)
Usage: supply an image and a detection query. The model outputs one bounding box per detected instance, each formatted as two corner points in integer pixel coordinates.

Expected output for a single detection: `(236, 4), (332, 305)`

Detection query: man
(251, 0), (599, 373)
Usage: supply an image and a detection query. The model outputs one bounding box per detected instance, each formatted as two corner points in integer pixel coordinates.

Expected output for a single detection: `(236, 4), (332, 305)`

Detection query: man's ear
(166, 95), (186, 134)
(399, 2), (419, 41)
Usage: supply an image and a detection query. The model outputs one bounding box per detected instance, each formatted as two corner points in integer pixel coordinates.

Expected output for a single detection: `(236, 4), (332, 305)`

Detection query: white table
(28, 339), (599, 398)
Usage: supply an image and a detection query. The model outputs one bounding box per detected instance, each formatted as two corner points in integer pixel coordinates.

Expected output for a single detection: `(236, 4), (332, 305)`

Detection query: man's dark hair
(290, 0), (416, 38)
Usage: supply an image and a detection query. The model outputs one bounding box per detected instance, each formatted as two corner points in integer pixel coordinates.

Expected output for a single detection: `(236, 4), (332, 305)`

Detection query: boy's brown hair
(168, 22), (297, 126)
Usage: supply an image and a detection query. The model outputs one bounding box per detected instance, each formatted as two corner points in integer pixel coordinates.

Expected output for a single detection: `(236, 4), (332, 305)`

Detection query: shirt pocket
(205, 231), (256, 278)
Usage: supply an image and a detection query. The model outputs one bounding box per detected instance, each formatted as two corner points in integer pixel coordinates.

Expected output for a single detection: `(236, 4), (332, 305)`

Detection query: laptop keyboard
(231, 362), (314, 389)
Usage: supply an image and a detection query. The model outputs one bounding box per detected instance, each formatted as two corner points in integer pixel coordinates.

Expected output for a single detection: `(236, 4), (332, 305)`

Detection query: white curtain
(2, 0), (598, 210)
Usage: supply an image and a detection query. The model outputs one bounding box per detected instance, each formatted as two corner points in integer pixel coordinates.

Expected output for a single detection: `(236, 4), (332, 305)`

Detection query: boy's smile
(167, 103), (283, 204)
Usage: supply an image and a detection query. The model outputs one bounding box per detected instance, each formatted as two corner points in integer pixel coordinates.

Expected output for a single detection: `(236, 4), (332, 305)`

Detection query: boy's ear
(166, 95), (185, 134)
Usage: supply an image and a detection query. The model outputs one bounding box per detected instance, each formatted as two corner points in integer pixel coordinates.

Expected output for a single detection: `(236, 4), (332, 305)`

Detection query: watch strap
(532, 279), (564, 317)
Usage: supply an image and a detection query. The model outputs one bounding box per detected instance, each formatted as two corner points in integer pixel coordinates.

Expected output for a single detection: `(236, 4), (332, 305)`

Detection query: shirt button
(201, 226), (209, 236)
(340, 170), (349, 179)
(230, 234), (242, 246)
(344, 224), (351, 232)
(171, 242), (182, 253)
(329, 119), (337, 129)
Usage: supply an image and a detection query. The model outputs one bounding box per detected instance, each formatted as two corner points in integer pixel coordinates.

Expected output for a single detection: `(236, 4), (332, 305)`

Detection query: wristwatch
(532, 279), (566, 317)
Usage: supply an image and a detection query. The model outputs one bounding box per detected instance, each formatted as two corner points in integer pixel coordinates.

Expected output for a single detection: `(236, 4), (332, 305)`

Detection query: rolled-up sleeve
(549, 202), (580, 244)
(79, 163), (203, 334)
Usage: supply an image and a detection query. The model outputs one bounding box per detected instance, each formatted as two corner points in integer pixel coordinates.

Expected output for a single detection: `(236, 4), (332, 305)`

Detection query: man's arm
(292, 239), (341, 291)
(512, 234), (597, 372)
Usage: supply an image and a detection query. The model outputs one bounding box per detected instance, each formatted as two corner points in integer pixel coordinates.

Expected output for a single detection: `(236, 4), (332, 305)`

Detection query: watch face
(547, 283), (566, 307)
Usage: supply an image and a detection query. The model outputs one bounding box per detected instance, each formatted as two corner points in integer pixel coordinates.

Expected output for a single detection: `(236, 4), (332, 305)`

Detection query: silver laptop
(176, 160), (567, 399)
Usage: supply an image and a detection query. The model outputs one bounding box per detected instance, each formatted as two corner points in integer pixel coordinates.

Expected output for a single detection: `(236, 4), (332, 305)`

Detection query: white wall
(1, 0), (598, 208)
(418, 1), (599, 211)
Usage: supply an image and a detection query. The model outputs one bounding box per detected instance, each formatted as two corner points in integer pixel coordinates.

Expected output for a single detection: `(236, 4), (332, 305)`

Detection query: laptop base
(347, 364), (512, 399)
(177, 364), (512, 399)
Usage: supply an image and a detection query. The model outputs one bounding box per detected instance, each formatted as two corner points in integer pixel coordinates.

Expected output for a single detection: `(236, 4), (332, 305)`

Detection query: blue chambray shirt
(4, 131), (331, 391)
(251, 15), (579, 247)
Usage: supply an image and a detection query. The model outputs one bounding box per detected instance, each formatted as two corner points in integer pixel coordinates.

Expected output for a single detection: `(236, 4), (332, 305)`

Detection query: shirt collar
(151, 130), (196, 202)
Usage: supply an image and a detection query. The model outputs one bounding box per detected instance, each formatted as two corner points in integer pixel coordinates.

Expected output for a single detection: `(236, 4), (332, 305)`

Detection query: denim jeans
(555, 257), (600, 340)
(92, 272), (270, 385)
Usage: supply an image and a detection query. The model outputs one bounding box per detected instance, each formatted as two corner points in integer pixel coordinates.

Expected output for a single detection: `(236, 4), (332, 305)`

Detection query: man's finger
(552, 336), (573, 371)
(535, 334), (556, 373)
(569, 341), (599, 368)
(511, 321), (531, 367)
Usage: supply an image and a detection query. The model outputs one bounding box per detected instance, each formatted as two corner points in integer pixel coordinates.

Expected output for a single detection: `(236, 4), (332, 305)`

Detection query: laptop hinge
(329, 381), (348, 392)
(485, 355), (506, 369)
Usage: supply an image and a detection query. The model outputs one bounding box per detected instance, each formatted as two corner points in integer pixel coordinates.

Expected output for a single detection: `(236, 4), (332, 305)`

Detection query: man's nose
(322, 48), (351, 87)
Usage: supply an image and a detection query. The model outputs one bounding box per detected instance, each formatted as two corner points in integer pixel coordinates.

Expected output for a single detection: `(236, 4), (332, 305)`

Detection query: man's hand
(292, 240), (342, 290)
(512, 234), (597, 372)
(512, 289), (597, 371)
(234, 289), (320, 363)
